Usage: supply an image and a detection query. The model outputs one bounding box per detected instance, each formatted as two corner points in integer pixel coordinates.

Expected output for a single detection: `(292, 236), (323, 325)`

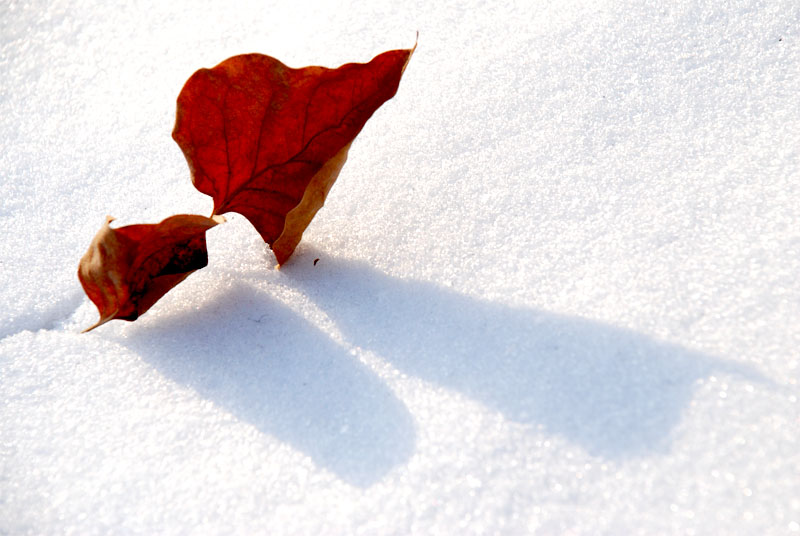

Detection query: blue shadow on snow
(124, 251), (766, 486)
(123, 283), (416, 488)
(281, 252), (765, 459)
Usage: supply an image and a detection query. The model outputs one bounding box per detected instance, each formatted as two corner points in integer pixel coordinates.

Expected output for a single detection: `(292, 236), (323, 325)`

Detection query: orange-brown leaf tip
(173, 46), (413, 265)
(407, 32), (418, 64)
(78, 214), (219, 331)
(81, 313), (116, 334)
(271, 141), (352, 265)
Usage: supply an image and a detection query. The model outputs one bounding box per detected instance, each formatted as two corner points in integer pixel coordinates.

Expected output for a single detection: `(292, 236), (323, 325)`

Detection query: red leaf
(77, 214), (223, 332)
(172, 45), (414, 265)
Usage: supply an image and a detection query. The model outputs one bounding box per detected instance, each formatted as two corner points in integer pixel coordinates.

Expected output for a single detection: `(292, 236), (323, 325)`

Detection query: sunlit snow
(1, 1), (798, 533)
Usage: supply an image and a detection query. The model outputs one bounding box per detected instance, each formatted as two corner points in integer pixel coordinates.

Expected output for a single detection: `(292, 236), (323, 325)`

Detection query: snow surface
(1, 0), (799, 534)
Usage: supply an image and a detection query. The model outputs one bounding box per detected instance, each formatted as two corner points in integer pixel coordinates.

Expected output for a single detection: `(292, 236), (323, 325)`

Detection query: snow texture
(1, 0), (798, 534)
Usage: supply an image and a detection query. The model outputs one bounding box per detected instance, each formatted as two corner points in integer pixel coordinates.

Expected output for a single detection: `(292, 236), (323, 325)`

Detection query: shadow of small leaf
(121, 283), (416, 487)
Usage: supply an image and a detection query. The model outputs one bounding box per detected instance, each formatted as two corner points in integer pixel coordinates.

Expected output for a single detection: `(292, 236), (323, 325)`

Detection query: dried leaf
(172, 45), (414, 264)
(78, 214), (223, 332)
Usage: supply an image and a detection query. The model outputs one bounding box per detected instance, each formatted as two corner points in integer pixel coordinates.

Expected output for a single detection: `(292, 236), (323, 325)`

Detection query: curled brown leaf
(78, 214), (223, 332)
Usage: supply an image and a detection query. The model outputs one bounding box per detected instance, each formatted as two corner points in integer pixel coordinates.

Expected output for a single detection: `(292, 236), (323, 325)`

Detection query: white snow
(2, 0), (799, 534)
